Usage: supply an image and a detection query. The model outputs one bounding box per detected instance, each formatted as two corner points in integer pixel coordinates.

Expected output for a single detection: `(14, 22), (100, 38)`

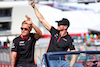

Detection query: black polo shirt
(47, 27), (75, 52)
(11, 33), (36, 65)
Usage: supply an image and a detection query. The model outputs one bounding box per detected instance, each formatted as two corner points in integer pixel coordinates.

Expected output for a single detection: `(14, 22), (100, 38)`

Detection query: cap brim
(55, 21), (59, 23)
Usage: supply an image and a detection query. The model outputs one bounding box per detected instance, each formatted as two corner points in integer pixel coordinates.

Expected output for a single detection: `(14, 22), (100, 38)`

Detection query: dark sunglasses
(90, 61), (98, 63)
(58, 24), (66, 26)
(21, 27), (28, 30)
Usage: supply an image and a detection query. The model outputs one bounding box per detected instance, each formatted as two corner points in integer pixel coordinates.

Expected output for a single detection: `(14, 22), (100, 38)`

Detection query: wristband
(32, 5), (35, 8)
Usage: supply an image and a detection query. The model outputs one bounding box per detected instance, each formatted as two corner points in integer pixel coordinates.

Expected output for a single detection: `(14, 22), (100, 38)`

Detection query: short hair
(84, 54), (97, 65)
(22, 21), (32, 29)
(22, 21), (26, 24)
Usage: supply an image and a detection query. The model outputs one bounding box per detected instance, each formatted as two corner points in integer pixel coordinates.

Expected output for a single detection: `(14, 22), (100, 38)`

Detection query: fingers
(25, 15), (30, 20)
(29, 1), (34, 5)
(29, 1), (35, 7)
(25, 15), (32, 25)
(24, 20), (27, 23)
(25, 15), (30, 23)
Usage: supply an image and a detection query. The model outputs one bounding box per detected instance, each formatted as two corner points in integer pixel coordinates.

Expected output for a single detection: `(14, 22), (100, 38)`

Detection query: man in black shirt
(11, 15), (42, 67)
(29, 2), (77, 67)
(47, 19), (75, 52)
(30, 1), (85, 67)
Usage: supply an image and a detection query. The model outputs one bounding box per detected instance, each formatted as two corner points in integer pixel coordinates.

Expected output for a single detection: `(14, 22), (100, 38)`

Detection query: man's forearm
(33, 6), (44, 23)
(11, 58), (16, 67)
(30, 1), (51, 31)
(31, 23), (42, 36)
(33, 6), (51, 31)
(11, 52), (17, 67)
(70, 54), (77, 67)
(30, 1), (42, 21)
(69, 50), (76, 67)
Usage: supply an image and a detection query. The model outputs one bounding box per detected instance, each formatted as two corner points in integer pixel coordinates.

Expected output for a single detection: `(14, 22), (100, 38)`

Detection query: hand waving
(30, 1), (35, 7)
(25, 15), (33, 25)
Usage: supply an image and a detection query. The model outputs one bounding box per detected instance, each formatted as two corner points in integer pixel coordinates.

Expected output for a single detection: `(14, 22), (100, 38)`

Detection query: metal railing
(0, 47), (11, 67)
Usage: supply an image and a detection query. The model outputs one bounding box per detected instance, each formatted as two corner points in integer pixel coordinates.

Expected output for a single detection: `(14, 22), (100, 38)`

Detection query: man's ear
(64, 26), (67, 30)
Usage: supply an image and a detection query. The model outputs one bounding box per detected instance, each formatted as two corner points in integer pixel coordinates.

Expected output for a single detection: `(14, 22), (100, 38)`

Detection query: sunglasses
(21, 27), (28, 30)
(58, 24), (66, 26)
(90, 61), (98, 63)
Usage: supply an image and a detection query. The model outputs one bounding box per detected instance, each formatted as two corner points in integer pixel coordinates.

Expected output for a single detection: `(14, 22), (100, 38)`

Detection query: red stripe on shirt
(57, 36), (61, 43)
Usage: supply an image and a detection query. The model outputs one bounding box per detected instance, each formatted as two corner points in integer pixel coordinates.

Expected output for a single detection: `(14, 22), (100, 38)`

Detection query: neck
(59, 30), (67, 37)
(20, 34), (29, 40)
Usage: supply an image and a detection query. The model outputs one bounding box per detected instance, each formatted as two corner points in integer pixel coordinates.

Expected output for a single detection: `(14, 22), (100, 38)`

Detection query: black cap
(56, 18), (70, 27)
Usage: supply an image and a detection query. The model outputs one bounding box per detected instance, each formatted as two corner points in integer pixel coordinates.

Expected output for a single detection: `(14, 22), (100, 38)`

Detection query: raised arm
(30, 1), (52, 31)
(11, 51), (17, 67)
(25, 15), (42, 40)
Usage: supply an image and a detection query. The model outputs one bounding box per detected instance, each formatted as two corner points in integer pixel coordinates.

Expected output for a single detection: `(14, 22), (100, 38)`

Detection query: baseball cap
(56, 18), (70, 27)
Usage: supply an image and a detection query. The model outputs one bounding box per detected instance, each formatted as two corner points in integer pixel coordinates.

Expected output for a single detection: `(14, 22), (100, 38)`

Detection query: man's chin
(22, 34), (27, 37)
(57, 29), (63, 31)
(57, 29), (60, 31)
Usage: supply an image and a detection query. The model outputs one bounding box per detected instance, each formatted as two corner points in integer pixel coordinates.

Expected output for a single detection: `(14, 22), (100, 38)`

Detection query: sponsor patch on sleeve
(11, 43), (15, 48)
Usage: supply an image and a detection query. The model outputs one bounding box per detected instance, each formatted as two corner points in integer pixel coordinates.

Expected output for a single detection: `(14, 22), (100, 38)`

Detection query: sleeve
(30, 33), (36, 40)
(68, 39), (75, 50)
(11, 39), (18, 52)
(50, 26), (59, 35)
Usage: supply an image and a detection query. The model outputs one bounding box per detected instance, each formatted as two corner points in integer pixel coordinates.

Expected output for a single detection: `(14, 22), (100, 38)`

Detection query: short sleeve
(11, 39), (18, 52)
(68, 40), (75, 50)
(50, 26), (59, 35)
(30, 33), (36, 40)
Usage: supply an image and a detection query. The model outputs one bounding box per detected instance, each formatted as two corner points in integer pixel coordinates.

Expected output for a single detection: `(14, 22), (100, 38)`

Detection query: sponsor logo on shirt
(19, 41), (24, 43)
(54, 34), (58, 38)
(62, 38), (67, 42)
(19, 41), (25, 46)
(28, 37), (31, 41)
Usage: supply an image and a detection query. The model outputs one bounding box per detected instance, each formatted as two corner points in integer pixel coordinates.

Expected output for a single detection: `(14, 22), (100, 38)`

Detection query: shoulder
(13, 36), (20, 42)
(50, 26), (59, 34)
(64, 34), (73, 42)
(30, 33), (35, 36)
(68, 35), (72, 39)
(29, 33), (37, 40)
(51, 26), (57, 31)
(30, 33), (35, 37)
(66, 32), (72, 39)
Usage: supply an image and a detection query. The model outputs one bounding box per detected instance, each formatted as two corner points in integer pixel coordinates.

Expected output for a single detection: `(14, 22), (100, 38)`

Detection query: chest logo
(19, 41), (25, 46)
(62, 38), (67, 42)
(54, 34), (58, 38)
(28, 37), (31, 41)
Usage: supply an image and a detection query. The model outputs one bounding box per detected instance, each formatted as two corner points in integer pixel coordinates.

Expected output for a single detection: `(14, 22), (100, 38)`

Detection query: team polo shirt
(11, 33), (36, 64)
(47, 27), (75, 52)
